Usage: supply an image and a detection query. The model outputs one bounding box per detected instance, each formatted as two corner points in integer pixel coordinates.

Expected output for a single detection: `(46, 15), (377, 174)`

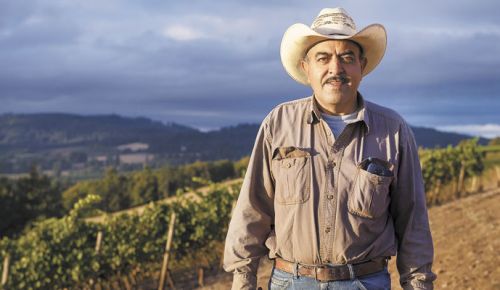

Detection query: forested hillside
(0, 113), (489, 175)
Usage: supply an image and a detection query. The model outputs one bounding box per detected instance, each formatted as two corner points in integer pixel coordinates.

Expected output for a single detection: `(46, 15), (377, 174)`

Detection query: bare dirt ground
(198, 188), (500, 290)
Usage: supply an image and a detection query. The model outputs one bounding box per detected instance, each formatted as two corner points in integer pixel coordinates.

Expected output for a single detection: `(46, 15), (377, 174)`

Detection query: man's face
(301, 40), (367, 115)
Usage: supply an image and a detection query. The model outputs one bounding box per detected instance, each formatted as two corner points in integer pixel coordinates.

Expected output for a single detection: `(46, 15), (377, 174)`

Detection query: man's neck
(316, 99), (358, 116)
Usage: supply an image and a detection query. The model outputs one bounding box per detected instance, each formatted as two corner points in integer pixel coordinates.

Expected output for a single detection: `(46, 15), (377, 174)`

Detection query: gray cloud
(0, 0), (499, 135)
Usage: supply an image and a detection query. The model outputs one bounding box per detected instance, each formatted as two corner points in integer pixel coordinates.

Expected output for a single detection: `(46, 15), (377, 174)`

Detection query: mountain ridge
(0, 113), (489, 174)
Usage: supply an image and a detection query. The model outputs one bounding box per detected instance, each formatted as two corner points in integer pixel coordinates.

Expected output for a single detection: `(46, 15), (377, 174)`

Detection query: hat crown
(310, 8), (357, 36)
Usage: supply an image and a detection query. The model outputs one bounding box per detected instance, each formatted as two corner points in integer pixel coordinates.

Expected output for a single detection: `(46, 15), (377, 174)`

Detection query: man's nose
(328, 57), (344, 74)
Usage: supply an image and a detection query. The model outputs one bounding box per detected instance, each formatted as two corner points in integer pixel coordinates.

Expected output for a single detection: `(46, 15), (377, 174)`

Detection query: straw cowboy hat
(280, 7), (387, 85)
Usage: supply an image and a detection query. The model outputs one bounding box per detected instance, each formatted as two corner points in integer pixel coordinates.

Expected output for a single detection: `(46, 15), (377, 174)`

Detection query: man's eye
(317, 57), (327, 62)
(342, 56), (354, 63)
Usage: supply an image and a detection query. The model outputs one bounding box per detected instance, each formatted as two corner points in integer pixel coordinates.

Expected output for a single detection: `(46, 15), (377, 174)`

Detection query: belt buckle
(318, 264), (350, 282)
(315, 265), (330, 282)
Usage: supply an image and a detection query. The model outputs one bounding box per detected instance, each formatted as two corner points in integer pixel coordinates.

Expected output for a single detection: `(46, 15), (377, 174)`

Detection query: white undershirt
(321, 111), (358, 138)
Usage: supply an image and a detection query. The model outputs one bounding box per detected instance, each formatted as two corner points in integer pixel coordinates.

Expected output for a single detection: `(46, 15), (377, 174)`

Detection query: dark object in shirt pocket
(360, 157), (394, 177)
(348, 157), (394, 218)
(272, 146), (311, 205)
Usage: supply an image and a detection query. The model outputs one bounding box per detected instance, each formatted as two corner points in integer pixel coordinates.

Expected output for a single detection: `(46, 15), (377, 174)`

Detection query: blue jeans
(268, 267), (391, 290)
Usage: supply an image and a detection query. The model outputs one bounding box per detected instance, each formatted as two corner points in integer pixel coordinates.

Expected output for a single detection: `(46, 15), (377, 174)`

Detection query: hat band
(312, 13), (356, 30)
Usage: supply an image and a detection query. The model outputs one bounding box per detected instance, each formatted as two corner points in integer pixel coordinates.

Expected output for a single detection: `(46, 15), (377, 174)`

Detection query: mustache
(323, 75), (350, 86)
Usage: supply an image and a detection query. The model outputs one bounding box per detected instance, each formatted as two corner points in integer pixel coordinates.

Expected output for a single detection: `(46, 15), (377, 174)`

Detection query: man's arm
(391, 122), (437, 290)
(223, 119), (275, 290)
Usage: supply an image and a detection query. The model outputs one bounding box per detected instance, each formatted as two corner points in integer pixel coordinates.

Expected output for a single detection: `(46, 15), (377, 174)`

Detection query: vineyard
(1, 139), (499, 289)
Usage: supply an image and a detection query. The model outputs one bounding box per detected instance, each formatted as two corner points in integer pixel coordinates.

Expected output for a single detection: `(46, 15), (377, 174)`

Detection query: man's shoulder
(273, 96), (311, 111)
(260, 97), (311, 137)
(364, 100), (406, 125)
(265, 96), (311, 121)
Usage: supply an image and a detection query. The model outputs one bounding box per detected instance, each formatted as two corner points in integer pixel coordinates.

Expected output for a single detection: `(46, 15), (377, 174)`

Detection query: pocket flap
(273, 146), (310, 160)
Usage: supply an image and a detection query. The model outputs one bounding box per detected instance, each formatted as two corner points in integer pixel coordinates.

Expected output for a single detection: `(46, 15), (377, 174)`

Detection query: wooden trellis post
(197, 267), (204, 287)
(431, 181), (441, 206)
(495, 166), (500, 187)
(470, 175), (478, 192)
(158, 212), (176, 290)
(1, 255), (9, 286)
(95, 231), (103, 254)
(456, 162), (466, 198)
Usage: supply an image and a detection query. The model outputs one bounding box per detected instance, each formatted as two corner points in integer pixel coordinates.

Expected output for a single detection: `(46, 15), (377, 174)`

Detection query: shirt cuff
(402, 280), (433, 290)
(231, 272), (258, 290)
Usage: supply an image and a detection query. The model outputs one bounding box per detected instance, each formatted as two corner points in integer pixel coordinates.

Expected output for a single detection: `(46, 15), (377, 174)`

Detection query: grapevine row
(0, 182), (240, 289)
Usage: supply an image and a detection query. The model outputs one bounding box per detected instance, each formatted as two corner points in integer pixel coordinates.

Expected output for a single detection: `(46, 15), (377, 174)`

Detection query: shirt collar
(307, 96), (322, 124)
(307, 92), (371, 134)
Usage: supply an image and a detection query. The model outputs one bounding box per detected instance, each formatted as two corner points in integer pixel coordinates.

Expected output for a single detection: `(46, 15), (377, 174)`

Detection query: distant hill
(0, 113), (197, 150)
(0, 113), (489, 174)
(411, 126), (488, 149)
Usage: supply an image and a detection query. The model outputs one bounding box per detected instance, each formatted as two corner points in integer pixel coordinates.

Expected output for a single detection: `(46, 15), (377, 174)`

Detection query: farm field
(1, 141), (498, 289)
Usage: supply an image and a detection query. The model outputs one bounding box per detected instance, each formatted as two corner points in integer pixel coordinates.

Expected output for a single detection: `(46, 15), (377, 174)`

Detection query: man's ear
(360, 57), (368, 73)
(301, 59), (309, 74)
(300, 59), (310, 83)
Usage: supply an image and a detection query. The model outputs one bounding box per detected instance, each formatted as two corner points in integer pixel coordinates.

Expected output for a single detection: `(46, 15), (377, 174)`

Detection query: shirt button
(285, 162), (291, 168)
(325, 227), (331, 233)
(327, 195), (334, 200)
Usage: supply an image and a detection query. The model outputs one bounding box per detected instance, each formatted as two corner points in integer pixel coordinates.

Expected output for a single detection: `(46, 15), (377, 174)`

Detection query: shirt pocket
(348, 159), (394, 218)
(271, 146), (311, 205)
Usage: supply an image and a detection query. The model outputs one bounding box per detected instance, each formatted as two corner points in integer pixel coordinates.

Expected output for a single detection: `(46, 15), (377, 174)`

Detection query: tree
(488, 137), (500, 146)
(129, 166), (159, 206)
(1, 166), (63, 237)
(234, 156), (250, 177)
(208, 160), (236, 182)
(0, 177), (22, 237)
(99, 167), (130, 212)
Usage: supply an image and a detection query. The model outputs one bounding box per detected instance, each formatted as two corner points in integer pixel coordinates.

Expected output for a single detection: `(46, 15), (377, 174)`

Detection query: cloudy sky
(1, 0), (499, 137)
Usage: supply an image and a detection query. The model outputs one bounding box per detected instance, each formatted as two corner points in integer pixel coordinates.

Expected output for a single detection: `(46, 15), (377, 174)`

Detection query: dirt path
(199, 188), (500, 289)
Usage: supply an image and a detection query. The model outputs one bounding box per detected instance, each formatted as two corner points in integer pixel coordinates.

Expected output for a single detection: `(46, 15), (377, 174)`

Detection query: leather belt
(274, 257), (387, 282)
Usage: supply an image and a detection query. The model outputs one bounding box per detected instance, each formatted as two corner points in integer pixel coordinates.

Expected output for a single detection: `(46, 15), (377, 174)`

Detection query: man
(224, 7), (436, 290)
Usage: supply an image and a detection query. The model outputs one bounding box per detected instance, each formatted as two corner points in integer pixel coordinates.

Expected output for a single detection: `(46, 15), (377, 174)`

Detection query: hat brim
(280, 23), (387, 85)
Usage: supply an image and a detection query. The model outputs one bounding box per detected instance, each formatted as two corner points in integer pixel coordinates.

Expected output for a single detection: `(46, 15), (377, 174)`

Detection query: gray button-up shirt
(224, 94), (436, 289)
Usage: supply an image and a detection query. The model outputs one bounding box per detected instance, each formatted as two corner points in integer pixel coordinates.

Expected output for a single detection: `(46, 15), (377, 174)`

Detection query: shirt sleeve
(223, 118), (275, 290)
(391, 122), (437, 290)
